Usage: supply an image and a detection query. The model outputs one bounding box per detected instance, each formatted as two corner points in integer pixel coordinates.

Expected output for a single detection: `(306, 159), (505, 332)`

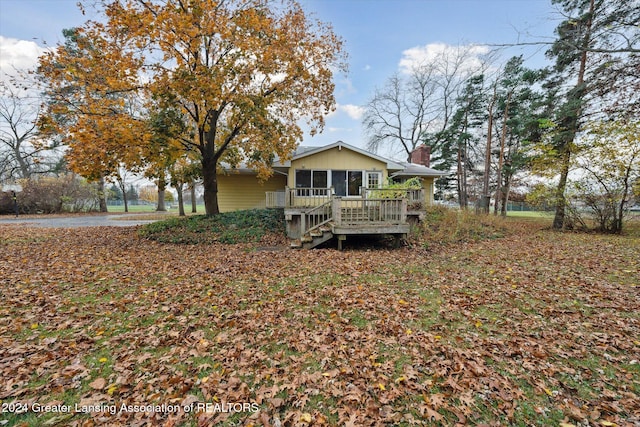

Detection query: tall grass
(414, 205), (544, 248)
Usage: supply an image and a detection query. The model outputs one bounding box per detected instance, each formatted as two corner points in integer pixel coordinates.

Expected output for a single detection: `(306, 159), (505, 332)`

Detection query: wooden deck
(268, 187), (421, 249)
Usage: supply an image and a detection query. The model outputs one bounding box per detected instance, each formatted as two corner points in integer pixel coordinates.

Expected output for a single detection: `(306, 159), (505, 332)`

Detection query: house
(217, 141), (446, 248)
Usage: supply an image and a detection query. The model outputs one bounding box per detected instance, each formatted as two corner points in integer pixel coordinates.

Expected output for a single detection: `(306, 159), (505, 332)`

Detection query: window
(347, 171), (362, 196)
(296, 169), (375, 197)
(295, 170), (311, 188)
(366, 171), (382, 189)
(332, 170), (346, 196)
(331, 170), (366, 196)
(313, 170), (327, 188)
(295, 170), (329, 196)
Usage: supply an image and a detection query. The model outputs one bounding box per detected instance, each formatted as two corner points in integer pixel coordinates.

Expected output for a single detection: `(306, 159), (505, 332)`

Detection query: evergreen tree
(436, 75), (487, 207)
(543, 0), (639, 229)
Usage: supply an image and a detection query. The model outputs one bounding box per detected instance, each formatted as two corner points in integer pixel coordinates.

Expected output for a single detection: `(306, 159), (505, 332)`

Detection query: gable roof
(289, 141), (403, 171)
(391, 162), (449, 178)
(222, 141), (447, 178)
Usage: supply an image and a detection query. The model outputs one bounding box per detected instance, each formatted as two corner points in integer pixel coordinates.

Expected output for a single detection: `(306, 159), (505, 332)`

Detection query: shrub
(139, 208), (285, 244)
(0, 175), (100, 215)
(414, 205), (512, 248)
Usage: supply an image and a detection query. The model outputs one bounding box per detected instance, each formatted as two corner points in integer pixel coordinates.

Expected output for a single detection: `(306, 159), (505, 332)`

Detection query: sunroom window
(295, 170), (329, 196)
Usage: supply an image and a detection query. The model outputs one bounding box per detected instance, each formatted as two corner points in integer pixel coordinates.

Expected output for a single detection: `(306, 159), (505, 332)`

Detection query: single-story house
(217, 141), (446, 248)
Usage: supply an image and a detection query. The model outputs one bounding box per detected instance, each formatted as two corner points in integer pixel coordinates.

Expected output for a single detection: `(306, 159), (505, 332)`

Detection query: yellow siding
(217, 173), (287, 212)
(288, 147), (388, 187)
(423, 177), (435, 205)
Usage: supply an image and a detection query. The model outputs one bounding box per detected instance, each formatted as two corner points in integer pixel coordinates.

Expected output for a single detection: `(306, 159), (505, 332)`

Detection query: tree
(0, 79), (63, 181)
(108, 183), (123, 201)
(492, 57), (545, 216)
(438, 75), (487, 208)
(40, 0), (345, 216)
(363, 45), (492, 163)
(363, 69), (439, 162)
(574, 120), (639, 233)
(38, 27), (149, 214)
(170, 157), (201, 216)
(543, 0), (640, 229)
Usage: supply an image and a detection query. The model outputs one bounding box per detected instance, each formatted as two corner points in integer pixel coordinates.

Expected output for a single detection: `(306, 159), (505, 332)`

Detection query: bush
(0, 175), (100, 215)
(139, 208), (285, 244)
(414, 205), (512, 248)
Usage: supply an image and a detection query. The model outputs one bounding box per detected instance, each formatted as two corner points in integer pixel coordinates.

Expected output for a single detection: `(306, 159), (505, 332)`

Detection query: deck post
(401, 199), (408, 222)
(337, 234), (346, 250)
(285, 186), (291, 207)
(332, 197), (341, 226)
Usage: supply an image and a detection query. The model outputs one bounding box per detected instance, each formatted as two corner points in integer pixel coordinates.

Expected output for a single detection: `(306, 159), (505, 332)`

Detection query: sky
(0, 0), (561, 157)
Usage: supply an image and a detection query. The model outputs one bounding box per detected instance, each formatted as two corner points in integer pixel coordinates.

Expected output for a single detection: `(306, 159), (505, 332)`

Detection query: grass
(1, 213), (638, 426)
(506, 210), (554, 218)
(106, 203), (210, 215)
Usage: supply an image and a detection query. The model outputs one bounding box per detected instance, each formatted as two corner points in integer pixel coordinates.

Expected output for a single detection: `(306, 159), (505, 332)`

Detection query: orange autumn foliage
(38, 0), (347, 214)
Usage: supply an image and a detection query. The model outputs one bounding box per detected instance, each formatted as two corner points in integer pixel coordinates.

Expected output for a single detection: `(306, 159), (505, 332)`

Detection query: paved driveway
(0, 214), (161, 228)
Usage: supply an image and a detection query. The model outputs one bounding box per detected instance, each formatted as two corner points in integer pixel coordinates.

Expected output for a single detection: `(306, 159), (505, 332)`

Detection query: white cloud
(363, 64), (371, 71)
(0, 36), (50, 76)
(328, 127), (352, 133)
(398, 42), (490, 75)
(338, 103), (365, 120)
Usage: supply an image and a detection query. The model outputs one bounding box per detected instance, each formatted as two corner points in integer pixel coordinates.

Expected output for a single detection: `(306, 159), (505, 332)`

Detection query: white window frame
(366, 171), (383, 189)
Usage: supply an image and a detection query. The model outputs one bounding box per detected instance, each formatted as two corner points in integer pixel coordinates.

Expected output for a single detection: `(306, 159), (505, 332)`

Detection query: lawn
(106, 204), (191, 213)
(0, 219), (638, 426)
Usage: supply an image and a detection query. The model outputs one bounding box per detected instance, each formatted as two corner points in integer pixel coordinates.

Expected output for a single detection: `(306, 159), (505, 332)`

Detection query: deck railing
(267, 187), (425, 209)
(287, 187), (333, 208)
(333, 198), (407, 226)
(266, 187), (331, 208)
(362, 188), (424, 204)
(265, 190), (286, 208)
(301, 200), (333, 236)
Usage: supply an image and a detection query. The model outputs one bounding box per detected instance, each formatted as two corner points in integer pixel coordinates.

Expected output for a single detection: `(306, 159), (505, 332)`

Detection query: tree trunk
(14, 142), (31, 179)
(177, 183), (185, 217)
(481, 86), (497, 214)
(98, 176), (108, 212)
(494, 92), (510, 215)
(553, 147), (571, 229)
(190, 182), (197, 213)
(552, 0), (594, 229)
(119, 181), (129, 213)
(457, 147), (466, 208)
(156, 179), (166, 212)
(202, 155), (220, 216)
(500, 175), (511, 217)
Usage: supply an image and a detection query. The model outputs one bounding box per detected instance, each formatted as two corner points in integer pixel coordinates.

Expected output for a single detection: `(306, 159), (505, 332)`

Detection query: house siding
(423, 177), (435, 205)
(288, 147), (388, 188)
(217, 172), (287, 212)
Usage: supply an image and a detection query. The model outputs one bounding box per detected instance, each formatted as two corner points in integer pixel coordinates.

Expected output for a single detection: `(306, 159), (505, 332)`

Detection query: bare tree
(363, 44), (494, 163)
(0, 80), (61, 181)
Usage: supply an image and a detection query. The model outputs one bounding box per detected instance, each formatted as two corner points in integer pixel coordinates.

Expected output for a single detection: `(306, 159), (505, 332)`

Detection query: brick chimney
(410, 145), (431, 167)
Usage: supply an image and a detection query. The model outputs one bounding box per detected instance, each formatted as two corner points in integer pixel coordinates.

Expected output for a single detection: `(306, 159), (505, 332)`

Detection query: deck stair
(288, 195), (410, 249)
(297, 223), (333, 249)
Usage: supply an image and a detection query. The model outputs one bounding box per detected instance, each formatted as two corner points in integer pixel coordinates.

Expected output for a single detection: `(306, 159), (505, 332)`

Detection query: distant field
(106, 204), (205, 213)
(506, 210), (553, 218)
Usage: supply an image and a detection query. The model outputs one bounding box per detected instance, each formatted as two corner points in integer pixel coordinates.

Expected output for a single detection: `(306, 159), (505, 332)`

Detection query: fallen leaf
(88, 377), (106, 390)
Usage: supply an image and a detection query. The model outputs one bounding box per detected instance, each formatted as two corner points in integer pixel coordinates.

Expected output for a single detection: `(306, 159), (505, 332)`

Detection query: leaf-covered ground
(0, 222), (638, 426)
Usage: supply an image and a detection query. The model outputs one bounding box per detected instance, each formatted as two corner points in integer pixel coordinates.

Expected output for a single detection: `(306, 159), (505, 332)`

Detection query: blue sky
(0, 0), (560, 154)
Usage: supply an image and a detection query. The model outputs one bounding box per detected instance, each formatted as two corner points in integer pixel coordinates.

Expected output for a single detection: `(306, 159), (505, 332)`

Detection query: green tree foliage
(436, 75), (487, 208)
(492, 56), (546, 215)
(574, 120), (640, 233)
(541, 0), (640, 229)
